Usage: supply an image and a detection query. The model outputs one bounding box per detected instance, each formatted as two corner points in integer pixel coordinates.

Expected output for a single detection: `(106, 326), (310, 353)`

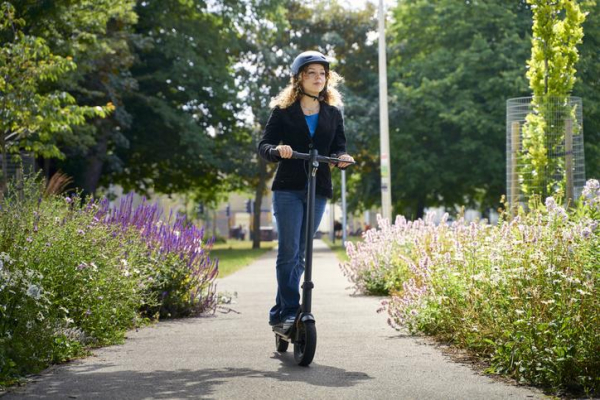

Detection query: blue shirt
(304, 113), (319, 137)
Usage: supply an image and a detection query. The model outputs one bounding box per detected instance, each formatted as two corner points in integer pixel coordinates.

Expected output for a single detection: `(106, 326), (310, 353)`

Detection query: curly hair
(269, 66), (343, 109)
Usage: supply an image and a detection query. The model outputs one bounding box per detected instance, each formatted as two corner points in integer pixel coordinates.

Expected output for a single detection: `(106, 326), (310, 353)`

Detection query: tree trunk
(82, 120), (110, 196)
(252, 156), (268, 249)
(0, 132), (7, 201)
(416, 197), (426, 220)
(43, 157), (51, 184)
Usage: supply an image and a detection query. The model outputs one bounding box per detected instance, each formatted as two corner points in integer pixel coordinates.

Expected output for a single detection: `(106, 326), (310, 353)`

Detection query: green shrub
(0, 176), (217, 386)
(0, 180), (149, 383)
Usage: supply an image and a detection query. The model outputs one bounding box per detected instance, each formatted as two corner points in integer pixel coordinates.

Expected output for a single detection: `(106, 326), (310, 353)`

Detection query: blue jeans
(270, 190), (327, 324)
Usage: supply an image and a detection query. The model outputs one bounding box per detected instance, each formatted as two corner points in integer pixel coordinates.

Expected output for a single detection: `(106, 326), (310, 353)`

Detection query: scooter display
(270, 148), (355, 366)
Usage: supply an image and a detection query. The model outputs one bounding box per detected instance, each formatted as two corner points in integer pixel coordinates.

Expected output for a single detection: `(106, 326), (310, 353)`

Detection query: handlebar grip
(292, 151), (309, 160)
(269, 148), (309, 160)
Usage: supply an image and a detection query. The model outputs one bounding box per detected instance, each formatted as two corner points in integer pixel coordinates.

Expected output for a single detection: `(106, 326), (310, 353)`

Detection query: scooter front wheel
(294, 321), (316, 366)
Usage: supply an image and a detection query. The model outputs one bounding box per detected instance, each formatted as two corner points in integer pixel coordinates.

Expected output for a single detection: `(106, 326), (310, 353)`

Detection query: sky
(344, 0), (397, 9)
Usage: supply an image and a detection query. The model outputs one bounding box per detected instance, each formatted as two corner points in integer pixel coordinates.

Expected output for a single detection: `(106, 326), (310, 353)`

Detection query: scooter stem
(301, 149), (319, 314)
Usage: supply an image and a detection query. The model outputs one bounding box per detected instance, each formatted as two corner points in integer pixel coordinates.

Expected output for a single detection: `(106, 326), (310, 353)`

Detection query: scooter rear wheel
(294, 321), (316, 366)
(275, 334), (289, 352)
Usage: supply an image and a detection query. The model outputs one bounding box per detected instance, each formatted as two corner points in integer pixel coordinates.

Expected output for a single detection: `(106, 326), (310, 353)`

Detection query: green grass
(211, 240), (277, 278)
(322, 236), (360, 262)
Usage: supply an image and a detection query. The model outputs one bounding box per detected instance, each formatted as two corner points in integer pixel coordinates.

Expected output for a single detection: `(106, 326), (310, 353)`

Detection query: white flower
(26, 284), (41, 300)
(472, 273), (485, 282)
(120, 259), (128, 267)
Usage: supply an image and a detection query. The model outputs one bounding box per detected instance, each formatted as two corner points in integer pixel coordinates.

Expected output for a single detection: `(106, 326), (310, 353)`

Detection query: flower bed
(0, 178), (217, 385)
(342, 179), (599, 395)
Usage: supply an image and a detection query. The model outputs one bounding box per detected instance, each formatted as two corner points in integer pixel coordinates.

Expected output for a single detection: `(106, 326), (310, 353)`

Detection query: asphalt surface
(3, 240), (546, 399)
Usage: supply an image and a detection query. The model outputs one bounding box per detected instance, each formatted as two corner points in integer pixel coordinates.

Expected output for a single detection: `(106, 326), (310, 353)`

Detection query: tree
(110, 0), (245, 202)
(574, 1), (600, 180)
(387, 0), (533, 218)
(519, 0), (588, 202)
(12, 0), (248, 200)
(7, 0), (139, 194)
(0, 2), (111, 195)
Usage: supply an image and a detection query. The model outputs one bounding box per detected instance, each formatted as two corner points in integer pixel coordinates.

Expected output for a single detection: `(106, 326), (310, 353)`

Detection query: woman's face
(301, 63), (327, 96)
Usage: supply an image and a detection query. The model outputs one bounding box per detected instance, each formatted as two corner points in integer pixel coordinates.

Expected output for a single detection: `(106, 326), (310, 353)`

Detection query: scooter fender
(300, 313), (315, 323)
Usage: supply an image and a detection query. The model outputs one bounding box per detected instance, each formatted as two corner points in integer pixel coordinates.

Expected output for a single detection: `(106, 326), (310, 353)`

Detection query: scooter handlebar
(269, 148), (355, 166)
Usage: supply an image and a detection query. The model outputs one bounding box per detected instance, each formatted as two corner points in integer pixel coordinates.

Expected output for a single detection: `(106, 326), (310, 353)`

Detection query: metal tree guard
(506, 96), (586, 212)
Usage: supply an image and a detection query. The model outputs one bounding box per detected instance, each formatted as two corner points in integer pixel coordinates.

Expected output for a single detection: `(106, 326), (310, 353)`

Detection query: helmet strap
(299, 87), (324, 102)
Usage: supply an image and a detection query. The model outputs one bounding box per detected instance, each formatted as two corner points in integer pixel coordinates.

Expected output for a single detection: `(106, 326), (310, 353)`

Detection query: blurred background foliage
(1, 0), (598, 218)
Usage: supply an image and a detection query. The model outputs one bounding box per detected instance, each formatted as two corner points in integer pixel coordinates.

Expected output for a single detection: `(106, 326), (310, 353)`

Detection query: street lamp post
(341, 169), (347, 246)
(378, 0), (392, 221)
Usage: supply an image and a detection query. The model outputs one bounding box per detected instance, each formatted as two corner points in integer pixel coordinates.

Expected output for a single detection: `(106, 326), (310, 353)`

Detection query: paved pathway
(4, 240), (545, 399)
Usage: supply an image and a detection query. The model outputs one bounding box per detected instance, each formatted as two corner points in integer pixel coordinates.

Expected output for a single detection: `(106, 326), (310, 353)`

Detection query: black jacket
(258, 100), (347, 198)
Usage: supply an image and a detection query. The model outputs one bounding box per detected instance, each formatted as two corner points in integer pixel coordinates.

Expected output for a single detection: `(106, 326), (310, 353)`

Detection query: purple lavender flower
(545, 197), (557, 212)
(582, 179), (599, 199)
(582, 227), (592, 239)
(93, 192), (219, 314)
(581, 179), (600, 211)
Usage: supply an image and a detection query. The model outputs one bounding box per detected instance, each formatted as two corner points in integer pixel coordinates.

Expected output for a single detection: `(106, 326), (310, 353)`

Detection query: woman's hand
(337, 154), (354, 169)
(275, 145), (293, 159)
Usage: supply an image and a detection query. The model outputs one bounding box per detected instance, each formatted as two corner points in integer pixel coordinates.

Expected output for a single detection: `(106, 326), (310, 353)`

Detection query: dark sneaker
(269, 320), (282, 327)
(282, 316), (296, 331)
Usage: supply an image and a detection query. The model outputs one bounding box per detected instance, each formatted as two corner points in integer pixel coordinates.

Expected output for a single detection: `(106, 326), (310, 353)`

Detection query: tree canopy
(1, 0), (598, 218)
(386, 0), (533, 217)
(0, 2), (112, 193)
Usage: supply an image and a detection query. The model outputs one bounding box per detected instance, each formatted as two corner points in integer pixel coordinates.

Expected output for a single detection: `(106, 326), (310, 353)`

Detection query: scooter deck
(272, 325), (293, 340)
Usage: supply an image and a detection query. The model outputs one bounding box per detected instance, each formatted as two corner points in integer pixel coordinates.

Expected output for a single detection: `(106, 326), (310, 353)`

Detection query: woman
(258, 50), (354, 330)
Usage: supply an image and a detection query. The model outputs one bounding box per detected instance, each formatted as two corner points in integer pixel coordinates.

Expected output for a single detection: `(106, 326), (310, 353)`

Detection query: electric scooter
(270, 148), (354, 366)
